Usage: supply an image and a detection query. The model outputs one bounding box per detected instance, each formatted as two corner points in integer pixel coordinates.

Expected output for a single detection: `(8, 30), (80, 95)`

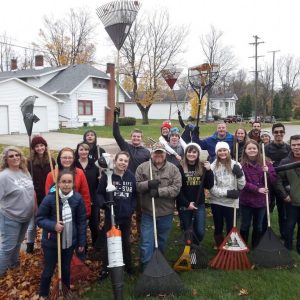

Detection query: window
(92, 78), (107, 89)
(78, 100), (93, 115)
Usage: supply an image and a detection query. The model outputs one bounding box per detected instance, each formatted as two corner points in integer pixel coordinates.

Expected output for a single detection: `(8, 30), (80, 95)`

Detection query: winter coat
(191, 131), (234, 163)
(248, 130), (261, 143)
(45, 168), (91, 218)
(265, 141), (291, 167)
(177, 165), (214, 208)
(209, 160), (246, 208)
(75, 160), (99, 205)
(113, 121), (150, 173)
(240, 161), (277, 208)
(27, 158), (55, 205)
(36, 192), (86, 249)
(97, 170), (136, 224)
(276, 153), (300, 206)
(136, 160), (182, 217)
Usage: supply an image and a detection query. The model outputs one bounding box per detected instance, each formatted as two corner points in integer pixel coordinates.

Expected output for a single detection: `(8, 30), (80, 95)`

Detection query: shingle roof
(40, 64), (110, 94)
(0, 66), (67, 79)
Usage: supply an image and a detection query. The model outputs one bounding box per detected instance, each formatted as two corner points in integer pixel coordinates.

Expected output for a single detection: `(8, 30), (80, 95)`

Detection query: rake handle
(149, 161), (158, 249)
(262, 144), (271, 227)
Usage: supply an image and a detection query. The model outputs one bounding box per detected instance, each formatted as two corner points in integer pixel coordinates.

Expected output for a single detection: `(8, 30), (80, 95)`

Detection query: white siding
(0, 106), (9, 134)
(124, 102), (190, 120)
(0, 80), (59, 134)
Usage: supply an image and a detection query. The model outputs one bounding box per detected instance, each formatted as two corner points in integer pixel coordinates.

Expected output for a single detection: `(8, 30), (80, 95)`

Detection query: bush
(119, 117), (136, 126)
(294, 107), (300, 119)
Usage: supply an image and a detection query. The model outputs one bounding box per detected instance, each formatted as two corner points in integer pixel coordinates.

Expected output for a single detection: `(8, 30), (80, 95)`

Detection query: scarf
(59, 189), (73, 249)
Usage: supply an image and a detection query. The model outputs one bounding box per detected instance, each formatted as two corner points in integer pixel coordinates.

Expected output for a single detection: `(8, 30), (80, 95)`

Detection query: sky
(1, 0), (300, 82)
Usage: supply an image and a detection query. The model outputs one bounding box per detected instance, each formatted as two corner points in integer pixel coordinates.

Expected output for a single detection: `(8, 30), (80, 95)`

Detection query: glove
(232, 164), (243, 178)
(150, 188), (159, 198)
(148, 179), (160, 190)
(192, 126), (199, 136)
(114, 106), (120, 119)
(227, 189), (239, 199)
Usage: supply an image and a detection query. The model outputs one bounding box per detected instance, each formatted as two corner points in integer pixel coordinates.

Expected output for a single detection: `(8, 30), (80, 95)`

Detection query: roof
(40, 64), (110, 94)
(0, 77), (64, 103)
(210, 91), (238, 100)
(0, 66), (67, 79)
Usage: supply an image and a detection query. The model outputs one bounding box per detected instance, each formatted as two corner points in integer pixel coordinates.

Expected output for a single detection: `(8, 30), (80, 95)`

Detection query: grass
(83, 211), (300, 300)
(58, 120), (257, 141)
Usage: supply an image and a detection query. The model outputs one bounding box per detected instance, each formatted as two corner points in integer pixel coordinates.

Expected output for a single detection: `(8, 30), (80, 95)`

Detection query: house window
(92, 78), (107, 89)
(78, 100), (93, 115)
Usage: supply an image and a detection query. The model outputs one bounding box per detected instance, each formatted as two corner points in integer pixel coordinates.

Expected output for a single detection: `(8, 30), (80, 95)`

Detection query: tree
(277, 55), (300, 90)
(199, 25), (236, 120)
(0, 33), (15, 71)
(121, 9), (188, 124)
(258, 64), (272, 117)
(34, 8), (96, 66)
(273, 93), (281, 119)
(279, 85), (293, 120)
(237, 94), (252, 118)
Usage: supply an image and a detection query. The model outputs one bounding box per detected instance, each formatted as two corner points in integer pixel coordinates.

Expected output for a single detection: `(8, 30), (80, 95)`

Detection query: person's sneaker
(99, 270), (109, 282)
(26, 243), (34, 254)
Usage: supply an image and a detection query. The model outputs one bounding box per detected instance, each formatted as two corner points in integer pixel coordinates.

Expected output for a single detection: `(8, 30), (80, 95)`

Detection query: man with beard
(248, 121), (262, 143)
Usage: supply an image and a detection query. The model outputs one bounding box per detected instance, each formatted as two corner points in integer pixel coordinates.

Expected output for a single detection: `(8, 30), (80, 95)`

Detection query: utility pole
(249, 35), (264, 120)
(268, 50), (280, 117)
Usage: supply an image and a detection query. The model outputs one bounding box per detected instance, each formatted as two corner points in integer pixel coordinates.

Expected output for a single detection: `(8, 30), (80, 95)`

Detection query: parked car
(224, 115), (242, 123)
(264, 116), (276, 123)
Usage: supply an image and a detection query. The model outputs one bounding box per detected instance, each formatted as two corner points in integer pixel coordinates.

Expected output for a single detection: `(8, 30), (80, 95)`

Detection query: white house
(209, 92), (238, 117)
(0, 57), (128, 134)
(0, 77), (62, 134)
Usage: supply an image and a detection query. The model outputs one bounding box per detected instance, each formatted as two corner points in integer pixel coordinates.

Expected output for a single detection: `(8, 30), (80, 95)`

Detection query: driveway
(0, 132), (119, 153)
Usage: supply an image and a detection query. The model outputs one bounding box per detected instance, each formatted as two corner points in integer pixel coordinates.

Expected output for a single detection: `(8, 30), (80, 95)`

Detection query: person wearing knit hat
(209, 141), (246, 248)
(260, 130), (271, 145)
(26, 135), (55, 254)
(160, 120), (172, 141)
(177, 142), (214, 244)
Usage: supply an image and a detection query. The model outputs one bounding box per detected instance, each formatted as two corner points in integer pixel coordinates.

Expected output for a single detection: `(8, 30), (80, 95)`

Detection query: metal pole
(268, 50), (280, 117)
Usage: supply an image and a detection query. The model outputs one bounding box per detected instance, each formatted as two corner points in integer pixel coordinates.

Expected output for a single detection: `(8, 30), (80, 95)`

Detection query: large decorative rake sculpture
(188, 63), (219, 126)
(161, 66), (182, 120)
(96, 0), (141, 107)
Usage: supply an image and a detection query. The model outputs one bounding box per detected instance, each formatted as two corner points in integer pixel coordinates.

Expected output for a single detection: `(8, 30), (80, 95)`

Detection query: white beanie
(185, 142), (201, 153)
(215, 141), (230, 154)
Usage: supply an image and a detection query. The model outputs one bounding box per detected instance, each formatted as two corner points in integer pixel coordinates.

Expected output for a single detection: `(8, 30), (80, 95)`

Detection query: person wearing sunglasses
(0, 146), (35, 276)
(264, 123), (291, 240)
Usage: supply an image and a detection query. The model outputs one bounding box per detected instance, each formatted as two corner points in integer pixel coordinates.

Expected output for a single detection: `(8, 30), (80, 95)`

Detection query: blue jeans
(26, 214), (36, 244)
(178, 203), (206, 244)
(284, 204), (300, 251)
(240, 205), (266, 247)
(0, 211), (30, 276)
(39, 246), (74, 297)
(140, 213), (173, 265)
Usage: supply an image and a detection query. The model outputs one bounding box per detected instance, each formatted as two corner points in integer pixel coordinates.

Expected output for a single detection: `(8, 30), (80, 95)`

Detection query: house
(0, 77), (62, 135)
(0, 56), (125, 134)
(122, 89), (238, 120)
(209, 91), (238, 117)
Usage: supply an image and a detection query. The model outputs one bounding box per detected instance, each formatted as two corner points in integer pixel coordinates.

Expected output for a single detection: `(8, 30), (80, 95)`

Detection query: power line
(249, 35), (264, 120)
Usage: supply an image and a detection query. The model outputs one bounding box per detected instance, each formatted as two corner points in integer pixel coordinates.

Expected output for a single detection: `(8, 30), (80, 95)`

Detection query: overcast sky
(1, 0), (299, 81)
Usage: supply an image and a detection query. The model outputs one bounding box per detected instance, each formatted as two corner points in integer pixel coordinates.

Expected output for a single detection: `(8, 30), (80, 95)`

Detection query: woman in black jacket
(177, 143), (214, 244)
(75, 142), (100, 246)
(82, 130), (105, 162)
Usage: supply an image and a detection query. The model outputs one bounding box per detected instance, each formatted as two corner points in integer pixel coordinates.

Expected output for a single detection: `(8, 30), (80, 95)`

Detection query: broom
(47, 150), (92, 285)
(174, 169), (209, 271)
(49, 167), (78, 300)
(134, 160), (185, 297)
(252, 144), (294, 268)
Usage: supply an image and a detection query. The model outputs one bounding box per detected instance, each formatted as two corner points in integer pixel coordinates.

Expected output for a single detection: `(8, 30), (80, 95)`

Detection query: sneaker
(99, 270), (109, 282)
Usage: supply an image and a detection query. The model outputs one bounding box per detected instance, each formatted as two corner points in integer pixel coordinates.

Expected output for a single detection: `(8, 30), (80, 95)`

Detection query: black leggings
(211, 204), (234, 236)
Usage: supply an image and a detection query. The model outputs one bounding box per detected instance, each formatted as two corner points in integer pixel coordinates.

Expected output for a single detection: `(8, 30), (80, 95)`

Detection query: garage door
(0, 106), (9, 134)
(32, 106), (48, 133)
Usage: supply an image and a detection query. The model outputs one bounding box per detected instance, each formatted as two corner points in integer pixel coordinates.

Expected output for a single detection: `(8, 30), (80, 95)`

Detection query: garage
(0, 106), (9, 134)
(32, 106), (48, 133)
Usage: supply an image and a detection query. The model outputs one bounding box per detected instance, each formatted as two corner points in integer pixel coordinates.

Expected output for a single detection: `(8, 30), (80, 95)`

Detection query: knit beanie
(260, 130), (271, 138)
(161, 121), (172, 129)
(31, 135), (47, 149)
(169, 127), (180, 137)
(185, 142), (201, 153)
(215, 141), (230, 154)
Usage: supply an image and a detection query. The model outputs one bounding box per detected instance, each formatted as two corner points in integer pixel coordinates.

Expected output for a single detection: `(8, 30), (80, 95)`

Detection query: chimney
(11, 58), (18, 71)
(35, 55), (44, 68)
(105, 63), (116, 126)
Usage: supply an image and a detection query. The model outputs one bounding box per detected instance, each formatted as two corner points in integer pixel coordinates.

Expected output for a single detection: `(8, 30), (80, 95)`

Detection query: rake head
(161, 67), (183, 89)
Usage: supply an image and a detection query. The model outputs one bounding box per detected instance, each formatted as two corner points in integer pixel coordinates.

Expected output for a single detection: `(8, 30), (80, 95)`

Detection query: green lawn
(83, 211), (300, 300)
(58, 120), (257, 141)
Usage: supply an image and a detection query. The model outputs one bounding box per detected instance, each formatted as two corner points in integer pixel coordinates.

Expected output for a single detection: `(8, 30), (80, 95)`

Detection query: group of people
(0, 109), (300, 298)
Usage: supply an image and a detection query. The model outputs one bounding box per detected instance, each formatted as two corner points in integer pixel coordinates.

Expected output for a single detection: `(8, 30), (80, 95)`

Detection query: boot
(26, 243), (34, 254)
(240, 230), (249, 246)
(214, 234), (224, 248)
